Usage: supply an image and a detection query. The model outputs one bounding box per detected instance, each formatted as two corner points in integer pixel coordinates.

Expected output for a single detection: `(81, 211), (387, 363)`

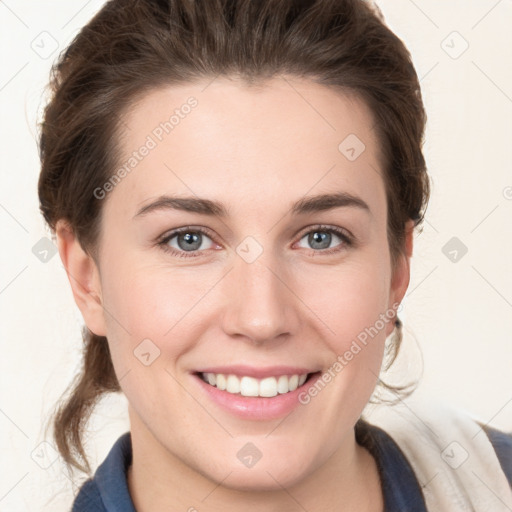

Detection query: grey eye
(297, 230), (343, 251)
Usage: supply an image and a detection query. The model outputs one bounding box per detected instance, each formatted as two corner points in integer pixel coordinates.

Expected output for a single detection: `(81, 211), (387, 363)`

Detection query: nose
(220, 250), (300, 345)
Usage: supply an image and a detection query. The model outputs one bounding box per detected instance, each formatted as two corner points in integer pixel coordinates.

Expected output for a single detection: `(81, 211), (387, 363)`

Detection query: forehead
(107, 76), (386, 220)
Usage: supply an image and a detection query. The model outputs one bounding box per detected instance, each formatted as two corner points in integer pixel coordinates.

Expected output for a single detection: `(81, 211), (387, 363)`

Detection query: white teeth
(240, 376), (259, 397)
(259, 377), (278, 397)
(216, 374), (226, 390)
(226, 374), (241, 394)
(201, 372), (309, 397)
(288, 374), (299, 391)
(277, 375), (289, 394)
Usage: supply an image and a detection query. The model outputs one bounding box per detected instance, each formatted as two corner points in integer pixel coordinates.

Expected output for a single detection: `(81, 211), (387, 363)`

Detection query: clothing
(369, 402), (512, 511)
(71, 406), (512, 511)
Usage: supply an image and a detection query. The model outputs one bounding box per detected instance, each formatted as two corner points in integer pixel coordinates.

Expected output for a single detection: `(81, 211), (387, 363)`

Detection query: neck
(126, 418), (383, 512)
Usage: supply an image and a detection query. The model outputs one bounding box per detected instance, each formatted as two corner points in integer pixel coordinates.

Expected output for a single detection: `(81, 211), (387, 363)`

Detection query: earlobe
(55, 219), (107, 337)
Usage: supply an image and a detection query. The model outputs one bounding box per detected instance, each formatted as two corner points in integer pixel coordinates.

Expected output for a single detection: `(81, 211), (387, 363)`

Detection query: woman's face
(67, 76), (411, 491)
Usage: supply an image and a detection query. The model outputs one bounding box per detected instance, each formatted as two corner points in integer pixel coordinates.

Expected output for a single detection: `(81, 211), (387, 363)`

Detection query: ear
(385, 219), (414, 337)
(55, 219), (107, 337)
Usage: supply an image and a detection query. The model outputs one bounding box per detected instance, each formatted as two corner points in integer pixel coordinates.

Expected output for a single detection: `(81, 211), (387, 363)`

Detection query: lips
(191, 365), (322, 420)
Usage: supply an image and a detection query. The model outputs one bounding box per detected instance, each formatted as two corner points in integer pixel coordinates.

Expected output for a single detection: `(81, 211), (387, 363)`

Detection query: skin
(56, 75), (414, 512)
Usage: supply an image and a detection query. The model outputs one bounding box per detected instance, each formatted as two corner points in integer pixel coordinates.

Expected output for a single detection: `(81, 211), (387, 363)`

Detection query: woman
(37, 0), (512, 510)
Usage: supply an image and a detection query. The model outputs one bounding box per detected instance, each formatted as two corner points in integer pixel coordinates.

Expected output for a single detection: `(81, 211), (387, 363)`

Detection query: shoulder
(71, 479), (106, 512)
(71, 432), (135, 512)
(365, 400), (512, 510)
(482, 424), (512, 486)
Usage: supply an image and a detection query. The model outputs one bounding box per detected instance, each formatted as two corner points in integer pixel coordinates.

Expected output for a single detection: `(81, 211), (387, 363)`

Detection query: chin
(219, 465), (308, 492)
(195, 448), (317, 492)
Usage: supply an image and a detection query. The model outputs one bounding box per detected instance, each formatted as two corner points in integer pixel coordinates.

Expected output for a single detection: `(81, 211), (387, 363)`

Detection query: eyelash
(156, 225), (354, 259)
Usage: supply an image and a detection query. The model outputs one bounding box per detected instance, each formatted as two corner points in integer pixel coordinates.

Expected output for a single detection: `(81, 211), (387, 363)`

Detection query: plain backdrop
(1, 1), (511, 510)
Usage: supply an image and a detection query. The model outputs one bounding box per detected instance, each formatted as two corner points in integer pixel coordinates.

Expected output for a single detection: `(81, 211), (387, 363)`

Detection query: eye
(157, 224), (354, 259)
(295, 225), (353, 254)
(157, 227), (217, 258)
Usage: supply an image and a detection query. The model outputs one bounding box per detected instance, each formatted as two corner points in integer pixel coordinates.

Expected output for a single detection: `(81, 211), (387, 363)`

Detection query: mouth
(192, 368), (322, 420)
(195, 371), (318, 398)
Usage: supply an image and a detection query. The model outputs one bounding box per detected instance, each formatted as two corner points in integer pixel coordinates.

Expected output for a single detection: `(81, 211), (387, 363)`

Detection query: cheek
(293, 253), (392, 406)
(99, 260), (221, 370)
(296, 255), (392, 346)
(99, 266), (200, 420)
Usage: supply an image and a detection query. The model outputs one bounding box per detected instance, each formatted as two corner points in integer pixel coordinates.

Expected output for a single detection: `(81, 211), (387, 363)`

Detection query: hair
(37, 0), (430, 476)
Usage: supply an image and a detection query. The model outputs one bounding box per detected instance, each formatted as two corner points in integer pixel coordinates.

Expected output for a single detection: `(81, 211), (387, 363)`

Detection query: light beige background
(1, 0), (511, 510)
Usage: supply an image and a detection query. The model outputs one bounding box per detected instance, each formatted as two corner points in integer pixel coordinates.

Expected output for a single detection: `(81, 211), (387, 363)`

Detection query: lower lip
(192, 372), (321, 421)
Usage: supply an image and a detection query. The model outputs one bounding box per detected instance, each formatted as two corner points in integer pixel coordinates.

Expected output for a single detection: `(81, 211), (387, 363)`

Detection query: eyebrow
(133, 191), (371, 219)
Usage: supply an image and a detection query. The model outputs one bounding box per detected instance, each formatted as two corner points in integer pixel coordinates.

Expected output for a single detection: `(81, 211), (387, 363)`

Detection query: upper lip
(194, 365), (319, 379)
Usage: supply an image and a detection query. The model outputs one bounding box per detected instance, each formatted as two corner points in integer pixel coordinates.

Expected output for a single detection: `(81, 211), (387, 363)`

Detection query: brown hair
(38, 0), (430, 476)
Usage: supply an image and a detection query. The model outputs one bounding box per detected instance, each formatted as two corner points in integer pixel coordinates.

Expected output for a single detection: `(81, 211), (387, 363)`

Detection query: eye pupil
(309, 231), (331, 250)
(178, 232), (201, 251)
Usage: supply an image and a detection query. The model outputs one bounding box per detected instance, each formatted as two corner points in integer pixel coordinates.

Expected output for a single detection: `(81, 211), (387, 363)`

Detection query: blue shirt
(71, 420), (512, 511)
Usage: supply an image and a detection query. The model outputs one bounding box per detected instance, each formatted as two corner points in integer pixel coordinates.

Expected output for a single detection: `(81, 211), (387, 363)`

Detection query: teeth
(277, 375), (289, 393)
(289, 374), (299, 391)
(240, 376), (259, 397)
(259, 377), (278, 397)
(216, 374), (226, 390)
(226, 374), (241, 394)
(201, 372), (309, 397)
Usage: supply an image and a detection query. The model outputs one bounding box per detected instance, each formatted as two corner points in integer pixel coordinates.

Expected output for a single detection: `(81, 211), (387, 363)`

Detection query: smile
(192, 366), (322, 420)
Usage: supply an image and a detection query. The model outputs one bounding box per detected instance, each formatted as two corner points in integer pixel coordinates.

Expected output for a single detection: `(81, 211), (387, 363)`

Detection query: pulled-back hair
(38, 0), (430, 476)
